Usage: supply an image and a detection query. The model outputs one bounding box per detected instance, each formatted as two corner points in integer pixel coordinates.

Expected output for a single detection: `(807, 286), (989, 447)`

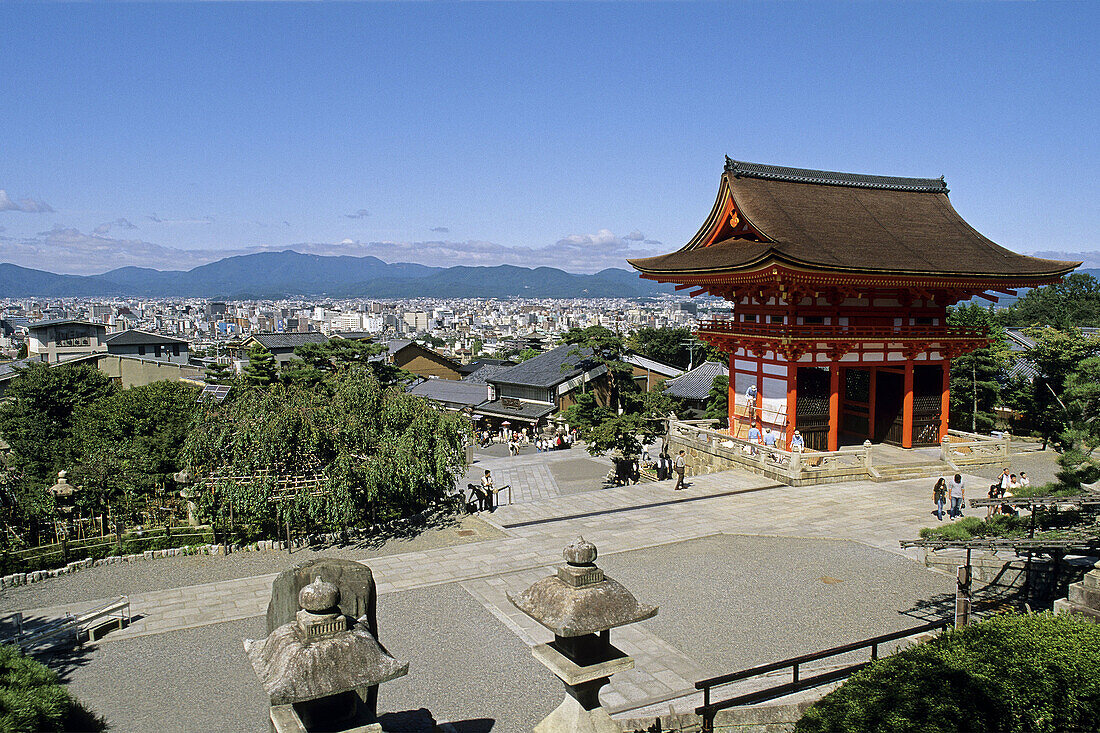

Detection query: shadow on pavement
(378, 707), (495, 732)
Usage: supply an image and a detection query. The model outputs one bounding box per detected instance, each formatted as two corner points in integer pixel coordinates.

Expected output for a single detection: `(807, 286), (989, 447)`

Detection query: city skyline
(1, 2), (1097, 275)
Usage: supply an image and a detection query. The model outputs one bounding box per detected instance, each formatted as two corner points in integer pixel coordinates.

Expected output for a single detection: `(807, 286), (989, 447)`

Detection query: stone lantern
(173, 470), (199, 527)
(245, 577), (408, 733)
(508, 538), (657, 733)
(47, 470), (76, 506)
(47, 471), (78, 553)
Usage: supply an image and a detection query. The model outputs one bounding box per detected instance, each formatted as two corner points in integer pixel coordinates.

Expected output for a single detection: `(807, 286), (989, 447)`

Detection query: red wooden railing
(696, 319), (987, 341)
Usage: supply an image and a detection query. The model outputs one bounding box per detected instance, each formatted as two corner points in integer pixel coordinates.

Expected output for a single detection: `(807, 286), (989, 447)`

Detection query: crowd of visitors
(476, 426), (577, 453)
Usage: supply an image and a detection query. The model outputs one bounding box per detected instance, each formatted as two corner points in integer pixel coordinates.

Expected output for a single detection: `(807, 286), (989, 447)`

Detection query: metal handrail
(694, 618), (952, 732)
(696, 319), (987, 342)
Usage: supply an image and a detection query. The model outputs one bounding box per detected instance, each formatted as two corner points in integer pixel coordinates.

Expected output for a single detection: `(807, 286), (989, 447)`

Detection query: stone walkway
(12, 456), (973, 718)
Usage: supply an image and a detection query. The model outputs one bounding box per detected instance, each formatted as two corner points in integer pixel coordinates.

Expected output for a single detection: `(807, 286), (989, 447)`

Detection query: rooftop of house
(28, 318), (106, 331)
(105, 329), (188, 346)
(663, 360), (728, 401)
(248, 332), (329, 350)
(487, 343), (600, 388)
(408, 378), (488, 406)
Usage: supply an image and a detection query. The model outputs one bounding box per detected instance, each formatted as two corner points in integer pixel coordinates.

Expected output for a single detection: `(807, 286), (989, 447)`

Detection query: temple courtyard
(0, 445), (1060, 732)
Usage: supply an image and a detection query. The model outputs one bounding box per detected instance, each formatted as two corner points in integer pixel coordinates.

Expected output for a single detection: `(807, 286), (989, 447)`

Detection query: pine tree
(204, 360), (234, 385)
(243, 344), (278, 387)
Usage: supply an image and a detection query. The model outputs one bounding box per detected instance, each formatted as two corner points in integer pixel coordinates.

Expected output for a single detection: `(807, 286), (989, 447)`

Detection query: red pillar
(939, 359), (951, 441)
(828, 364), (840, 451)
(902, 360), (915, 449)
(786, 364), (797, 448)
(756, 355), (765, 427)
(727, 352), (737, 433)
(868, 367), (877, 442)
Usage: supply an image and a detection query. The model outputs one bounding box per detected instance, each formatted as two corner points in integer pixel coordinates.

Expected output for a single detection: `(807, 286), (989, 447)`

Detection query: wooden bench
(75, 596), (130, 643)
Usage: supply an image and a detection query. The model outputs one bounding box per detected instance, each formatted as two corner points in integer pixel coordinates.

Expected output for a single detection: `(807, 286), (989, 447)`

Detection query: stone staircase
(869, 461), (951, 483)
(1054, 561), (1100, 622)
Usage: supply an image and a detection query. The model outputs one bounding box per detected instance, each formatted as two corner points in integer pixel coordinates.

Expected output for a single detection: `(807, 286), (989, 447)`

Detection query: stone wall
(618, 699), (814, 733)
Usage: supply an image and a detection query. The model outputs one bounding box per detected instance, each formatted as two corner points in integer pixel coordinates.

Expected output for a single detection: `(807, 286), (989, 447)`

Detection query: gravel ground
(374, 584), (560, 732)
(598, 534), (955, 676)
(0, 514), (503, 613)
(62, 616), (269, 733)
(61, 583), (559, 733)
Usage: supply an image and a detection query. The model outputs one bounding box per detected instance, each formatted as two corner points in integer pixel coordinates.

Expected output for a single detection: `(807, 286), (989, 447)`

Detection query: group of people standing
(932, 467), (1030, 521)
(651, 449), (687, 490)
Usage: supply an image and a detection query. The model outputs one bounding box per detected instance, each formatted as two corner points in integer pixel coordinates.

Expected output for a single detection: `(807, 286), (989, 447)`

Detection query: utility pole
(682, 339), (698, 370)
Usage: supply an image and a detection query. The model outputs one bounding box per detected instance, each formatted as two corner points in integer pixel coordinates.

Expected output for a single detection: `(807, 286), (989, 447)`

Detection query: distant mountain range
(0, 250), (673, 299)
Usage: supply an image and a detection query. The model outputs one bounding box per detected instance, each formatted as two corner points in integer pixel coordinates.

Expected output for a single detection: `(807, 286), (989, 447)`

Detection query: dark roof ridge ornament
(724, 156), (949, 194)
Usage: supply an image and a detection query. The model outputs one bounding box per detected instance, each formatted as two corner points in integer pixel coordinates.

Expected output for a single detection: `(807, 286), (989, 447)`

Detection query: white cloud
(0, 189), (54, 213)
(624, 229), (645, 241)
(430, 226), (450, 233)
(0, 226), (661, 275)
(146, 213), (213, 225)
(343, 209), (370, 219)
(92, 218), (138, 235)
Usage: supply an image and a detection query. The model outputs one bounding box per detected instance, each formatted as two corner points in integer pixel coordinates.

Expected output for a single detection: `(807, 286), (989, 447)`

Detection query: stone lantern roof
(47, 471), (75, 499)
(508, 538), (657, 637)
(244, 578), (408, 706)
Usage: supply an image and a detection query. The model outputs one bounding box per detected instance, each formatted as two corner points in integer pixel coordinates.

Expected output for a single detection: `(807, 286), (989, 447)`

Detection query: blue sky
(0, 2), (1096, 275)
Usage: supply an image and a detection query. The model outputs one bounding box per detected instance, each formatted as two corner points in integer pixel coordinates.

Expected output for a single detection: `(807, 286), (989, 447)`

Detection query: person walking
(933, 477), (948, 521)
(948, 473), (965, 519)
(673, 450), (686, 491)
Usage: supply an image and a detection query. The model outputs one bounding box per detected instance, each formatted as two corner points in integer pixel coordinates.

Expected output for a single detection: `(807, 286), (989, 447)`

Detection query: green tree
(69, 381), (200, 521)
(243, 344), (278, 387)
(283, 339), (410, 388)
(704, 374), (729, 424)
(797, 612), (1100, 733)
(1046, 352), (1100, 491)
(15, 342), (27, 359)
(204, 360), (235, 385)
(948, 304), (1010, 433)
(564, 387), (674, 457)
(514, 348), (540, 362)
(1001, 272), (1100, 330)
(0, 363), (116, 485)
(182, 368), (468, 534)
(627, 327), (696, 369)
(0, 643), (105, 732)
(1008, 326), (1100, 447)
(561, 325), (636, 414)
(470, 339), (483, 356)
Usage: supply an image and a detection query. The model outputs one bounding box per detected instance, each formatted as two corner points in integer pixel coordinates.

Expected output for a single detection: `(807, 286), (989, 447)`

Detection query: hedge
(796, 612), (1100, 733)
(0, 644), (104, 732)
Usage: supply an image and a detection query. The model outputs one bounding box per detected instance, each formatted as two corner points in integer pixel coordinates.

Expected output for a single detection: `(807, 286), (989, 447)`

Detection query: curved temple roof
(629, 158), (1079, 283)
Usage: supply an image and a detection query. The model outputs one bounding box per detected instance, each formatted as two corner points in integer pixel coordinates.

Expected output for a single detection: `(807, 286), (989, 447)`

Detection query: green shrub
(0, 644), (104, 732)
(796, 612), (1100, 733)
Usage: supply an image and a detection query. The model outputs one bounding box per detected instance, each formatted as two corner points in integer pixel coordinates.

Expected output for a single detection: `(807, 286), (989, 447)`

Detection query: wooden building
(386, 340), (464, 381)
(630, 158), (1078, 450)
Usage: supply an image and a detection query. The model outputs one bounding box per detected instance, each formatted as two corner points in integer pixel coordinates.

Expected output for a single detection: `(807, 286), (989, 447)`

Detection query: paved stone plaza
(2, 445), (1058, 732)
